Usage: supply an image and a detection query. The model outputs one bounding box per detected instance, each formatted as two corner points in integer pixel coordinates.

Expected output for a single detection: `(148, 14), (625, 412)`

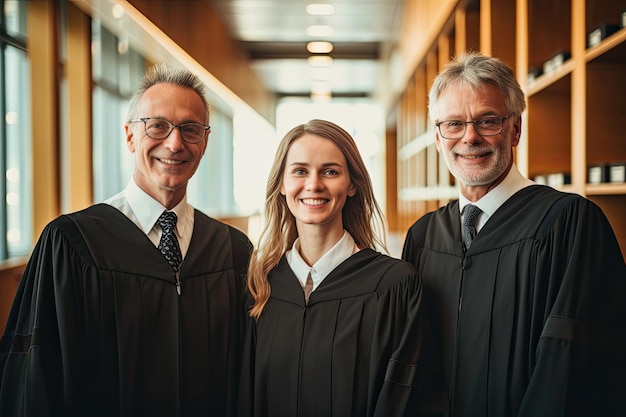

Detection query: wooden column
(66, 2), (93, 211)
(28, 0), (60, 239)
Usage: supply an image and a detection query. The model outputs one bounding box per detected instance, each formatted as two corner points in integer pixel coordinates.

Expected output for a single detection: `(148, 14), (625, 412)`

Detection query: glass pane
(4, 45), (32, 257)
(4, 0), (27, 39)
(92, 86), (131, 202)
(92, 22), (119, 87)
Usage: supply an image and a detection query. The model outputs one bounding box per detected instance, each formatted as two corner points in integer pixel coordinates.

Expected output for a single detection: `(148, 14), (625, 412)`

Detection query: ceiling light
(306, 4), (336, 16)
(306, 25), (335, 37)
(307, 55), (333, 67)
(307, 41), (334, 54)
(311, 91), (332, 102)
(111, 4), (125, 19)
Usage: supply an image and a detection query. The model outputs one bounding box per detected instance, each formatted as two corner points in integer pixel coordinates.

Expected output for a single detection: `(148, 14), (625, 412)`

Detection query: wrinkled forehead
(432, 81), (503, 120)
(137, 83), (208, 122)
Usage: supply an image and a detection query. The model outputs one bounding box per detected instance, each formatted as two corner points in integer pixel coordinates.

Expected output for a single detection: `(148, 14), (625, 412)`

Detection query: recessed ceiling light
(111, 4), (125, 19)
(311, 91), (332, 102)
(307, 55), (334, 67)
(306, 4), (335, 16)
(306, 25), (335, 37)
(307, 41), (334, 54)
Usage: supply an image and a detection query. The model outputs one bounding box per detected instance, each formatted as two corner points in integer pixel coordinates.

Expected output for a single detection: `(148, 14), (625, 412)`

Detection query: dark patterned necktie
(157, 211), (182, 272)
(463, 204), (483, 250)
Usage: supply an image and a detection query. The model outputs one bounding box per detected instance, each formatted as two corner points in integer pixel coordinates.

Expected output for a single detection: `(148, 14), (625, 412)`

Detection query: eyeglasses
(128, 117), (210, 144)
(435, 113), (513, 140)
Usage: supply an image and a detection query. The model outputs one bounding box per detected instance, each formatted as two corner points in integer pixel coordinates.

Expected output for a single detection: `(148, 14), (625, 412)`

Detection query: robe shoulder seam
(535, 193), (581, 239)
(48, 214), (96, 267)
(374, 259), (419, 296)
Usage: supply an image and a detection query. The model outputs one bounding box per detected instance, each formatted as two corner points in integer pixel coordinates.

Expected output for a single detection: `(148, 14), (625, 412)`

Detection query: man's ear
(125, 124), (136, 152)
(434, 130), (442, 153)
(512, 116), (522, 147)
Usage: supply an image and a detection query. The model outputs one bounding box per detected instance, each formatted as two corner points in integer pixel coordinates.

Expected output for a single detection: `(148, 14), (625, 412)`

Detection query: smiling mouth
(301, 198), (328, 206)
(459, 151), (491, 159)
(158, 158), (184, 165)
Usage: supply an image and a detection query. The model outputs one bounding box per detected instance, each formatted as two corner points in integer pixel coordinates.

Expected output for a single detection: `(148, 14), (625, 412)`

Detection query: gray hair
(428, 51), (526, 123)
(127, 63), (210, 123)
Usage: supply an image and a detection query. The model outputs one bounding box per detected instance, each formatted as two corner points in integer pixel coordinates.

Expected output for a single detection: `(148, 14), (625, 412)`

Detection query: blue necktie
(157, 211), (182, 272)
(463, 204), (482, 250)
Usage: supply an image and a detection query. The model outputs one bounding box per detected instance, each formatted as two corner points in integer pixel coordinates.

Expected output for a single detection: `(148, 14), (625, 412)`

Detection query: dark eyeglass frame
(128, 117), (210, 144)
(435, 113), (513, 140)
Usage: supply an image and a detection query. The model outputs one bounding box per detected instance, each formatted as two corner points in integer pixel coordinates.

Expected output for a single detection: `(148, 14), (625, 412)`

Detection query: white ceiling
(211, 0), (405, 98)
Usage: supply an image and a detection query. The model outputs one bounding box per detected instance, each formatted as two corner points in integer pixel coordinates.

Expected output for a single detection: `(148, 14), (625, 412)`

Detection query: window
(1, 0), (31, 259)
(91, 21), (144, 202)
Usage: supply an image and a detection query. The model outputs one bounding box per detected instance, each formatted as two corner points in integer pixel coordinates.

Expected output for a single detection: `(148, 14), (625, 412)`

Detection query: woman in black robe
(239, 119), (442, 417)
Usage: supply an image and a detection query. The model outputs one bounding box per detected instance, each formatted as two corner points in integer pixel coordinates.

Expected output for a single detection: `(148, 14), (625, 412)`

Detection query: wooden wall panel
(385, 126), (398, 232)
(28, 0), (60, 239)
(128, 0), (276, 123)
(0, 260), (25, 334)
(67, 2), (93, 211)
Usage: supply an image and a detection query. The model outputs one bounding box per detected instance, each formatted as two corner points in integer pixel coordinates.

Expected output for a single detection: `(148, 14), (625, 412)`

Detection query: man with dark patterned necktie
(0, 64), (252, 417)
(402, 51), (626, 416)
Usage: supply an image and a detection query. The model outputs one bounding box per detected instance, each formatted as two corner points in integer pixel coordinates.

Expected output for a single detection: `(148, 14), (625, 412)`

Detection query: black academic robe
(0, 204), (252, 417)
(402, 185), (626, 417)
(239, 249), (441, 417)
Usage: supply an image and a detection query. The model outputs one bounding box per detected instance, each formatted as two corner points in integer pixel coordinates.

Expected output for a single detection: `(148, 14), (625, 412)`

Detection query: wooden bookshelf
(391, 0), (626, 258)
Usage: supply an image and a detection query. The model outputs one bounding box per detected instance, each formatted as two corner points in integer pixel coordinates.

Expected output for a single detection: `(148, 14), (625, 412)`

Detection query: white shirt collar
(459, 164), (535, 219)
(123, 178), (190, 239)
(286, 230), (358, 291)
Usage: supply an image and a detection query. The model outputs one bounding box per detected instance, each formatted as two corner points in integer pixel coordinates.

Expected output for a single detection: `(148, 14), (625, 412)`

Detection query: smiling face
(280, 133), (356, 236)
(126, 82), (208, 208)
(434, 82), (521, 200)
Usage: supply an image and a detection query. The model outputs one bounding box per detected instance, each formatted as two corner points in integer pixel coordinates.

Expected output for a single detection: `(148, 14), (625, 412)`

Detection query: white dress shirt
(104, 178), (194, 258)
(459, 164), (535, 235)
(286, 230), (360, 293)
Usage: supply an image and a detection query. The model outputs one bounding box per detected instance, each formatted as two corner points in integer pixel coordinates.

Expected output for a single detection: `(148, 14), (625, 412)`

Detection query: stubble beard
(447, 137), (512, 187)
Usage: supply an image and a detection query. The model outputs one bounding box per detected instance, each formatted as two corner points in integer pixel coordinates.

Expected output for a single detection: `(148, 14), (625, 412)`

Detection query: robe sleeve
(518, 197), (626, 416)
(236, 312), (256, 417)
(372, 261), (447, 417)
(401, 212), (434, 271)
(0, 216), (92, 417)
(229, 226), (253, 284)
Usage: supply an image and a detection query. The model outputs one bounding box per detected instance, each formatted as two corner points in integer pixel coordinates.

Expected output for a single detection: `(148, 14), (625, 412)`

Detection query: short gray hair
(127, 63), (210, 123)
(428, 51), (526, 123)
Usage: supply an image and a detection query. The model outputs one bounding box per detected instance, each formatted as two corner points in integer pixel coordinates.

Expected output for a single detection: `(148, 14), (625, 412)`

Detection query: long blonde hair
(247, 119), (387, 318)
